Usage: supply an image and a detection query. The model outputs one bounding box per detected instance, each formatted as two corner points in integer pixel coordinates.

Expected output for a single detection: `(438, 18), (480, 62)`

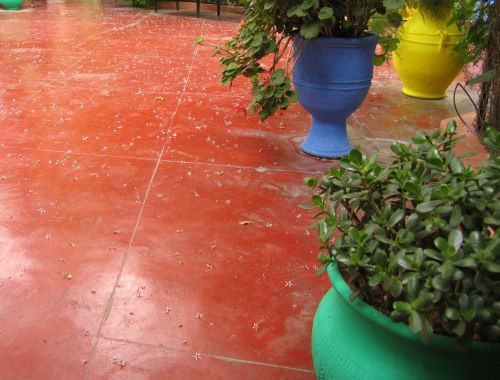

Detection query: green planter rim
(327, 263), (498, 353)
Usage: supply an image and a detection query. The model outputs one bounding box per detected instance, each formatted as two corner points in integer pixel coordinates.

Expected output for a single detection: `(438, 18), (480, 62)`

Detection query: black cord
(453, 82), (480, 137)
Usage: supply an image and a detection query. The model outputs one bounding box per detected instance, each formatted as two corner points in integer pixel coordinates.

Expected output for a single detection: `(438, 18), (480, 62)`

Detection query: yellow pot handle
(438, 30), (448, 52)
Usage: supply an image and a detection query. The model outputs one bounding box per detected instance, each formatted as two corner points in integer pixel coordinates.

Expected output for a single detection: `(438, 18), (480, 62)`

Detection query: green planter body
(312, 265), (500, 379)
(0, 0), (23, 10)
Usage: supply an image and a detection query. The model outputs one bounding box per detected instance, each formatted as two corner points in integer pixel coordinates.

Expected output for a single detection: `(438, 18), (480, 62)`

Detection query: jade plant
(303, 122), (500, 347)
(213, 0), (405, 120)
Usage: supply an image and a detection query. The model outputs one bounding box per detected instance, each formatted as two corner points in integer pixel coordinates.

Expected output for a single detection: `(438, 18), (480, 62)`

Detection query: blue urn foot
(300, 120), (352, 158)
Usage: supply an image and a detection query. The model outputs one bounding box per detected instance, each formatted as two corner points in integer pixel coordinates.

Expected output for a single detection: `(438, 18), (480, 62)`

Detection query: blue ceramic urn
(293, 34), (379, 158)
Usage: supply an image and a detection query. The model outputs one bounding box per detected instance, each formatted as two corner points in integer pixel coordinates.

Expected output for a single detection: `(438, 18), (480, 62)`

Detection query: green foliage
(122, 0), (147, 7)
(405, 0), (456, 18)
(450, 0), (495, 66)
(215, 0), (405, 120)
(305, 122), (500, 347)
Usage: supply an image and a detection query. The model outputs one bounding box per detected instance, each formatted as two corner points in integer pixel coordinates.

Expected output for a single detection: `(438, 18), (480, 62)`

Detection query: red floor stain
(0, 1), (482, 378)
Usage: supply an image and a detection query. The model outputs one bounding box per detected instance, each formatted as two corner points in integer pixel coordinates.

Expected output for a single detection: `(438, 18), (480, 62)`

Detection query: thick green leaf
(434, 237), (449, 252)
(445, 307), (461, 321)
(373, 55), (386, 66)
(409, 311), (422, 333)
(388, 209), (404, 227)
(369, 273), (384, 286)
(389, 277), (403, 297)
(393, 301), (411, 313)
(449, 206), (462, 228)
(424, 249), (443, 261)
(483, 262), (500, 273)
(421, 316), (433, 345)
(383, 0), (404, 10)
(318, 7), (334, 20)
(453, 321), (466, 337)
(466, 69), (496, 85)
(450, 157), (464, 174)
(288, 90), (299, 103)
(347, 227), (361, 243)
(432, 275), (448, 291)
(300, 22), (323, 39)
(454, 258), (476, 268)
(415, 200), (445, 213)
(263, 0), (275, 10)
(352, 7), (366, 17)
(448, 229), (463, 251)
(348, 149), (363, 165)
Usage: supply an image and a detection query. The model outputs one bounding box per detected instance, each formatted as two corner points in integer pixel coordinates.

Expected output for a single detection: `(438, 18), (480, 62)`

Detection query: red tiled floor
(0, 1), (480, 379)
(162, 92), (328, 172)
(57, 53), (192, 92)
(0, 50), (78, 87)
(99, 162), (326, 369)
(0, 87), (177, 158)
(0, 148), (155, 378)
(0, 85), (41, 117)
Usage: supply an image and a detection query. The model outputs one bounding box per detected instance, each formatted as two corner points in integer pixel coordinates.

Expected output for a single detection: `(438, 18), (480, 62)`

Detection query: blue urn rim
(293, 32), (380, 48)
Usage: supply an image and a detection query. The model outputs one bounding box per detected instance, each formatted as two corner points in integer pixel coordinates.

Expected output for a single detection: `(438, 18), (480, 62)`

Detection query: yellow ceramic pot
(393, 11), (464, 99)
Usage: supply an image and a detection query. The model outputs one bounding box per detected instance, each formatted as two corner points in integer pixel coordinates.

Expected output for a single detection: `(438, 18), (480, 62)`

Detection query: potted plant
(393, 0), (465, 99)
(0, 0), (24, 10)
(303, 122), (500, 379)
(215, 0), (405, 158)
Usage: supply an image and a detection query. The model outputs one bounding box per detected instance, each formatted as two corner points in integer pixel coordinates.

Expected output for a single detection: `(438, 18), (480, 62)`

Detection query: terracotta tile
(0, 147), (156, 378)
(0, 49), (80, 87)
(55, 52), (192, 92)
(91, 33), (198, 57)
(100, 162), (330, 370)
(358, 64), (476, 140)
(0, 87), (178, 158)
(0, 84), (42, 117)
(162, 92), (335, 172)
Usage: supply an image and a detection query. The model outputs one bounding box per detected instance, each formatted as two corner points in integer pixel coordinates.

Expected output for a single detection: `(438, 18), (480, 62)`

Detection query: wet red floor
(0, 1), (478, 379)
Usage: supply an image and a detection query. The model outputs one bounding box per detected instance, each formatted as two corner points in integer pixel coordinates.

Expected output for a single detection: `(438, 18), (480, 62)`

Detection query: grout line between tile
(96, 335), (314, 374)
(83, 18), (207, 378)
(158, 157), (321, 174)
(83, 144), (165, 378)
(0, 144), (323, 174)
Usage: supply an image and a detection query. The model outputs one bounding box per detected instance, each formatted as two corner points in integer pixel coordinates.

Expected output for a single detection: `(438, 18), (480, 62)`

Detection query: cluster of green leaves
(405, 0), (456, 18)
(215, 0), (405, 120)
(450, 0), (496, 79)
(248, 69), (299, 120)
(304, 122), (500, 347)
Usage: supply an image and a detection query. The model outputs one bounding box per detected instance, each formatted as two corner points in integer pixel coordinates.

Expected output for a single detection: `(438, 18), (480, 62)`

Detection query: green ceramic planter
(0, 0), (23, 10)
(312, 265), (500, 379)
